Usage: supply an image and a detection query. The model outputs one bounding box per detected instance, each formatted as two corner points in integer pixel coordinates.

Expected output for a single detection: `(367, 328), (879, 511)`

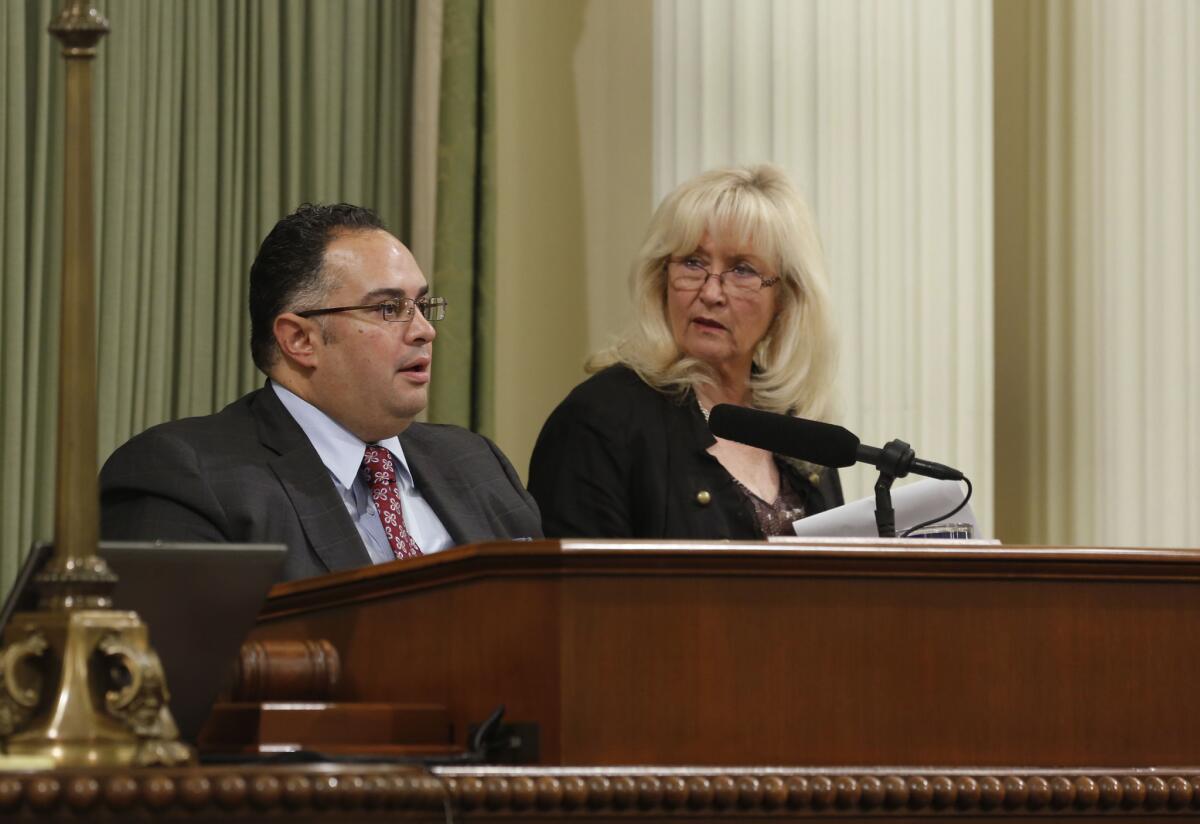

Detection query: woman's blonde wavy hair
(589, 164), (838, 421)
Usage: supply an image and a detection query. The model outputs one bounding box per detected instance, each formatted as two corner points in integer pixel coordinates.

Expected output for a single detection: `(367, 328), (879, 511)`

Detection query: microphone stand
(872, 439), (916, 538)
(874, 474), (896, 538)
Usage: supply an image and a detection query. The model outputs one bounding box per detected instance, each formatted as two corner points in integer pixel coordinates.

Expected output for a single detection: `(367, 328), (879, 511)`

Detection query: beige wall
(492, 0), (653, 481)
(993, 0), (1041, 544)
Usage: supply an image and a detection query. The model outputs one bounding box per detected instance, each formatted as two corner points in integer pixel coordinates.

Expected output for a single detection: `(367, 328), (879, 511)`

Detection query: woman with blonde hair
(528, 164), (843, 538)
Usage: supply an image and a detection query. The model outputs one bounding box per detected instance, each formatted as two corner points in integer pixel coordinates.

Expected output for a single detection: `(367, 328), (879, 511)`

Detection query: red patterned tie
(361, 445), (422, 559)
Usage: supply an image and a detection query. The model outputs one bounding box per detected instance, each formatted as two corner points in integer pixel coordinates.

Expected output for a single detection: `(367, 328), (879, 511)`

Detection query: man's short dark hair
(248, 202), (386, 373)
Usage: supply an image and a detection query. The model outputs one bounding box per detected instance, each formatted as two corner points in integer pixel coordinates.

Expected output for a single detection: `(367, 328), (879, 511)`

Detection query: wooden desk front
(248, 540), (1200, 767)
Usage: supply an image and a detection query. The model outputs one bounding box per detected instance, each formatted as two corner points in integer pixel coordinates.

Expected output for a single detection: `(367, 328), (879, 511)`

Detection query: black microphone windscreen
(707, 405), (860, 468)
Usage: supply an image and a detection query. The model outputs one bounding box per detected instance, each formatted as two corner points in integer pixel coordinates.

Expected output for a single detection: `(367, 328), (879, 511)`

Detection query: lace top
(731, 459), (808, 537)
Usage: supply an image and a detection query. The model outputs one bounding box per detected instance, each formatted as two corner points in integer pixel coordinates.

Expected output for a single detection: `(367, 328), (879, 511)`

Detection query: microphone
(707, 405), (963, 481)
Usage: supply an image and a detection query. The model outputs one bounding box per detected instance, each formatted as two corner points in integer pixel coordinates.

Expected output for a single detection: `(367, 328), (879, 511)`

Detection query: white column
(654, 0), (994, 531)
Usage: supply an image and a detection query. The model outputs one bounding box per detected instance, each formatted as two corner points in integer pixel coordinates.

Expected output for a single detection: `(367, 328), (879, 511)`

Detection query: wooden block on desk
(199, 701), (458, 755)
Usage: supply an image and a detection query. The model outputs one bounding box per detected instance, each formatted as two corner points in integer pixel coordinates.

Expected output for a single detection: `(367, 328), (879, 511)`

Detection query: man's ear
(273, 313), (321, 368)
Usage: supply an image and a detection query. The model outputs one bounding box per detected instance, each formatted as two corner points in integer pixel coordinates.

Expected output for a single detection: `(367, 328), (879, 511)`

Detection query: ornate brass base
(0, 608), (193, 767)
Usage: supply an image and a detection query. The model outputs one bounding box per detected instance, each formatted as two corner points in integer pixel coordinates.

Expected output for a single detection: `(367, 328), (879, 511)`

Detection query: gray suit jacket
(99, 385), (542, 581)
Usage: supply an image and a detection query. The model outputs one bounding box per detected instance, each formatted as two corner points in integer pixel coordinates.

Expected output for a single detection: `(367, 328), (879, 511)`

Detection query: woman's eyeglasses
(667, 258), (779, 294)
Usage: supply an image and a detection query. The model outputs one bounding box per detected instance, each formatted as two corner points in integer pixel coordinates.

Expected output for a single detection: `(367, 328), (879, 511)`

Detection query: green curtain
(428, 0), (494, 434)
(1, 0), (64, 600)
(0, 0), (416, 593)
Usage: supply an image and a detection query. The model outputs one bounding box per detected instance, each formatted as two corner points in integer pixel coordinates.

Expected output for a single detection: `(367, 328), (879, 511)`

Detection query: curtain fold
(0, 0), (417, 593)
(409, 0), (445, 276)
(428, 0), (494, 435)
(1, 0), (64, 594)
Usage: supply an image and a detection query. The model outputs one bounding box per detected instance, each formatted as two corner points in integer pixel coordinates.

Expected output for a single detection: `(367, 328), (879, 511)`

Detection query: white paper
(791, 477), (982, 539)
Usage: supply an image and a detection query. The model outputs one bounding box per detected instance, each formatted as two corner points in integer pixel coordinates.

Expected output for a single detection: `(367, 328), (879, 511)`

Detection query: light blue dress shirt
(271, 382), (454, 562)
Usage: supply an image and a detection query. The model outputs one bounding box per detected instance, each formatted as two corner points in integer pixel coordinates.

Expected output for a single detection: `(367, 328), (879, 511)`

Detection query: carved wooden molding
(3, 765), (1200, 818)
(436, 767), (1200, 816)
(0, 766), (443, 817)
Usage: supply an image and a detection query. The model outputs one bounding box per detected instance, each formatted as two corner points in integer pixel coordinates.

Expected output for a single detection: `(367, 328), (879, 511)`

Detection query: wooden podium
(242, 539), (1200, 768)
(8, 539), (1200, 821)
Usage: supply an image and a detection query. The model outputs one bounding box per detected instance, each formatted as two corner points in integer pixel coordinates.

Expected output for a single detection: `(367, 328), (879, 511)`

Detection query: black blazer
(528, 365), (842, 539)
(100, 384), (542, 581)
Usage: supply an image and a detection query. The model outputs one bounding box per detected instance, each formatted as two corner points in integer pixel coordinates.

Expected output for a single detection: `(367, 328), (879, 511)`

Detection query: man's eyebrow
(361, 285), (430, 302)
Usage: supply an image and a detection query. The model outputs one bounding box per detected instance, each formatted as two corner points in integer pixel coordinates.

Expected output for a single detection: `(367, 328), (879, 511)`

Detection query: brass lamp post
(0, 1), (190, 767)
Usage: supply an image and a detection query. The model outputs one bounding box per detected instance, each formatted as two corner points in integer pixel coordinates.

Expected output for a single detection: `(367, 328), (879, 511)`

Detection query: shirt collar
(270, 381), (414, 490)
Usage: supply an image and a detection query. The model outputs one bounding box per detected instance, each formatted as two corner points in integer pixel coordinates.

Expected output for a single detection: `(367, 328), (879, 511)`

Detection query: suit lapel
(250, 385), (373, 574)
(400, 424), (486, 545)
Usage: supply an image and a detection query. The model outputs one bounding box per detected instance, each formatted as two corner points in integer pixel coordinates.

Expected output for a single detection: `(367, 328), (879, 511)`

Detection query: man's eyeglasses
(667, 257), (780, 294)
(296, 296), (448, 323)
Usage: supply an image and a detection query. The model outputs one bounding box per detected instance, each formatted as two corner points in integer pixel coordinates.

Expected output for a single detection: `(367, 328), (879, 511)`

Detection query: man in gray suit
(100, 203), (542, 581)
